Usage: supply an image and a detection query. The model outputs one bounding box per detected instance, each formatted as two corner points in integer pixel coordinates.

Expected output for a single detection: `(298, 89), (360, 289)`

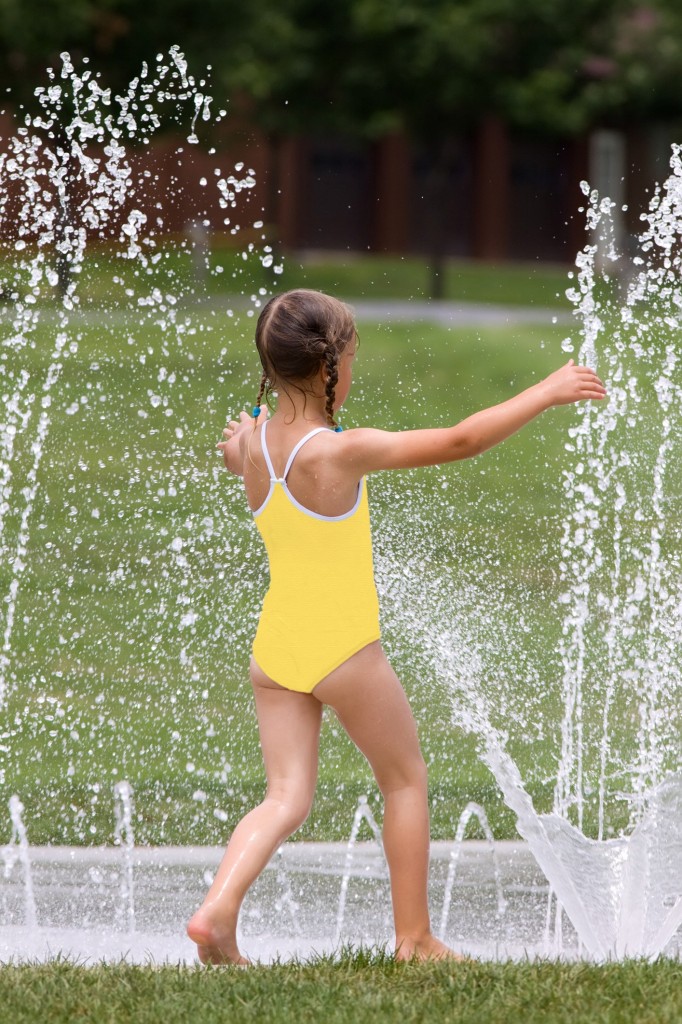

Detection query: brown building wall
(0, 107), (664, 265)
(472, 115), (510, 260)
(373, 133), (411, 252)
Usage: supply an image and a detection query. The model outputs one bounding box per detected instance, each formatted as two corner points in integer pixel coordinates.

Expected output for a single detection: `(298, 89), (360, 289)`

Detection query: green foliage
(0, 0), (113, 92)
(498, 0), (682, 132)
(3, 0), (682, 134)
(345, 0), (682, 137)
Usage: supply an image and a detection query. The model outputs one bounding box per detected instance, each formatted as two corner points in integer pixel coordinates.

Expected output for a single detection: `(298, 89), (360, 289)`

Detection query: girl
(187, 288), (606, 965)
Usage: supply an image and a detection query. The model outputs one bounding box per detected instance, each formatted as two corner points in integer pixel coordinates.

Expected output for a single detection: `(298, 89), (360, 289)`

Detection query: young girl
(187, 288), (606, 965)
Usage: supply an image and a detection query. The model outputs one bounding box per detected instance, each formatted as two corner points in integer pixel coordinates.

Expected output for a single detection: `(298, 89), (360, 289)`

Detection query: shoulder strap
(282, 427), (332, 480)
(260, 418), (279, 481)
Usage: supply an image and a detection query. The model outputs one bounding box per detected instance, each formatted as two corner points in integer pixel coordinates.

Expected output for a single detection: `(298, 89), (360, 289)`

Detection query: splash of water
(556, 164), (682, 834)
(0, 47), (258, 711)
(1, 795), (36, 927)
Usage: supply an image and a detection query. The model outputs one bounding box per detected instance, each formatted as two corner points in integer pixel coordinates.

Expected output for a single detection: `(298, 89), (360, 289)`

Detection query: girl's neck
(271, 388), (328, 428)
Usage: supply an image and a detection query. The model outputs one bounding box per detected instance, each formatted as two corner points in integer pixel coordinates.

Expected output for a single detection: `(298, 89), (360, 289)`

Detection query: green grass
(2, 239), (574, 308)
(1, 252), (678, 847)
(0, 306), (582, 845)
(0, 953), (680, 1023)
(276, 251), (573, 307)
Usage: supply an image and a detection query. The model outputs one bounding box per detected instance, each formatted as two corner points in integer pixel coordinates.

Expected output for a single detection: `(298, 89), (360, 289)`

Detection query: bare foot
(186, 908), (251, 966)
(395, 933), (467, 962)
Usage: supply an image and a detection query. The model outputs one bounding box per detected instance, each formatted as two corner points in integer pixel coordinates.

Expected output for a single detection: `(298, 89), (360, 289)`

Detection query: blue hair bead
(252, 405), (261, 417)
(334, 425), (343, 433)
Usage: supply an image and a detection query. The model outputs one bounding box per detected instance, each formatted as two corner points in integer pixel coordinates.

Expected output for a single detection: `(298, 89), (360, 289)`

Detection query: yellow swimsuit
(251, 419), (381, 693)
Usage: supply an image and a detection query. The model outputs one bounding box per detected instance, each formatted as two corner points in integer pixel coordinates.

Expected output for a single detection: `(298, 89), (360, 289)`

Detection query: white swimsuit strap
(260, 418), (278, 481)
(282, 427), (332, 480)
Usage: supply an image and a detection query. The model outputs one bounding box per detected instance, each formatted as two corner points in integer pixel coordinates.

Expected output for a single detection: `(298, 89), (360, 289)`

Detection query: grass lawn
(0, 953), (680, 1024)
(4, 239), (575, 309)
(268, 250), (573, 308)
(0, 250), (678, 847)
(0, 300), (576, 846)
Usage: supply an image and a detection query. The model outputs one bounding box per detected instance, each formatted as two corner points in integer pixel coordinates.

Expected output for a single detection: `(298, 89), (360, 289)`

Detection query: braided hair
(323, 344), (339, 429)
(253, 290), (355, 430)
(254, 370), (268, 413)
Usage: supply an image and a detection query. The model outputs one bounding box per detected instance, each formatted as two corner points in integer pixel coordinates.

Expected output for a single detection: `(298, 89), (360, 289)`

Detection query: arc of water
(438, 802), (506, 941)
(113, 780), (135, 933)
(482, 734), (611, 960)
(334, 795), (384, 947)
(1, 795), (37, 928)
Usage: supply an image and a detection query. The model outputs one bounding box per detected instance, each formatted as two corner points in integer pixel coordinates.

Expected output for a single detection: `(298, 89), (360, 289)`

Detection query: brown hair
(253, 289), (356, 429)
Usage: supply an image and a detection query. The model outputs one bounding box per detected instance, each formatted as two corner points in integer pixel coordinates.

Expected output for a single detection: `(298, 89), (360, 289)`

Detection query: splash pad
(0, 52), (680, 963)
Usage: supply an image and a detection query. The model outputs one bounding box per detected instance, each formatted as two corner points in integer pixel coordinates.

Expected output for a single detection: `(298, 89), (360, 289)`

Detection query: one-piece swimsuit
(251, 418), (381, 693)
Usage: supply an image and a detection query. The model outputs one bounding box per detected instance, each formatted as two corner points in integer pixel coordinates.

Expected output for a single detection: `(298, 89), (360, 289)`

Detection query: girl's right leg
(187, 662), (323, 964)
(314, 641), (460, 961)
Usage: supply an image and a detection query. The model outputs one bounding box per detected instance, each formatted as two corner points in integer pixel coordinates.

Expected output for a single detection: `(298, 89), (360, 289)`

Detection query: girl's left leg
(187, 662), (323, 964)
(314, 641), (460, 961)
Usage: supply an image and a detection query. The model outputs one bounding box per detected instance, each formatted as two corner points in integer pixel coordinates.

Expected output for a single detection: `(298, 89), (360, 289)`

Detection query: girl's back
(247, 417), (380, 695)
(243, 419), (360, 519)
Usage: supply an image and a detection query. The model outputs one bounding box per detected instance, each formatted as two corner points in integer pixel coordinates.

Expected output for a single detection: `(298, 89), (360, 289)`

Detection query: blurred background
(3, 0), (682, 293)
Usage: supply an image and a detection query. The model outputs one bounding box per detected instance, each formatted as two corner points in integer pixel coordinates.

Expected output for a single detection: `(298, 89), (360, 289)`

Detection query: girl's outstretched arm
(342, 359), (607, 474)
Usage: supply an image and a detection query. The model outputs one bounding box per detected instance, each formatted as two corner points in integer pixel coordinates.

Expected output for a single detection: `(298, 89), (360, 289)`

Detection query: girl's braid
(324, 343), (339, 429)
(254, 370), (267, 414)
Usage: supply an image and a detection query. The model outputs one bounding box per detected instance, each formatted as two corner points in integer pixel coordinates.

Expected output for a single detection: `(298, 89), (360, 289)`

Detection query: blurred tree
(3, 0), (682, 129)
(4, 0), (682, 133)
(339, 0), (682, 290)
(3, 0), (682, 289)
(0, 0), (118, 98)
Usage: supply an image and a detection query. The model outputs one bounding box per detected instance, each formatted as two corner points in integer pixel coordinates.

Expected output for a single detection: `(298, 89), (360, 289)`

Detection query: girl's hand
(538, 359), (607, 408)
(216, 406), (268, 475)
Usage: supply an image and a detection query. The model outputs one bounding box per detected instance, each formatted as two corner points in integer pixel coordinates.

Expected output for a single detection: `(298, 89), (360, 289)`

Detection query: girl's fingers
(575, 368), (601, 381)
(219, 405), (267, 446)
(574, 367), (606, 395)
